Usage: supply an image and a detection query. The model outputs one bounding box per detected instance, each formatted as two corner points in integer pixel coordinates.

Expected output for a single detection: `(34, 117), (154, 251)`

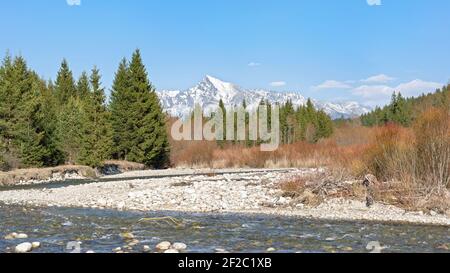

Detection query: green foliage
(0, 54), (63, 168)
(54, 59), (76, 104)
(110, 50), (170, 168)
(110, 58), (133, 159)
(279, 99), (334, 144)
(208, 97), (334, 147)
(76, 71), (90, 99)
(77, 68), (113, 167)
(0, 50), (172, 170)
(56, 97), (86, 164)
(361, 86), (450, 127)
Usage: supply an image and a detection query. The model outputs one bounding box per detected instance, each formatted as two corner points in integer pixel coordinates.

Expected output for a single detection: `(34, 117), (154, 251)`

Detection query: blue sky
(1, 0), (450, 106)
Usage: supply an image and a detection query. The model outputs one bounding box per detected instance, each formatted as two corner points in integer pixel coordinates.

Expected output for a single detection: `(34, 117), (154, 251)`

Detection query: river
(1, 204), (448, 253)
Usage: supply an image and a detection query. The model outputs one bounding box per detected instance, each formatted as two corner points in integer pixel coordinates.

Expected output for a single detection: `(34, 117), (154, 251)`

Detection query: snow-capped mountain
(157, 75), (371, 119)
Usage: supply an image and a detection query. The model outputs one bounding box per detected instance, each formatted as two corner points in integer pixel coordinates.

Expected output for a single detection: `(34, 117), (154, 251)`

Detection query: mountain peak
(157, 75), (372, 119)
(203, 75), (238, 94)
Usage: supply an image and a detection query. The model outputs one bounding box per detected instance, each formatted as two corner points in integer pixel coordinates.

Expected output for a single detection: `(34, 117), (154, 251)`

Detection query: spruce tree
(56, 97), (85, 164)
(0, 56), (59, 167)
(217, 99), (227, 146)
(76, 71), (90, 100)
(125, 50), (170, 168)
(110, 58), (133, 160)
(0, 54), (16, 145)
(78, 68), (113, 167)
(54, 59), (76, 104)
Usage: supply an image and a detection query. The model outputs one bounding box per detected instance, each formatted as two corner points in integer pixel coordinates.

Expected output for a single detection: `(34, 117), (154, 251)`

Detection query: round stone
(31, 242), (41, 249)
(172, 242), (187, 251)
(15, 242), (33, 253)
(156, 241), (171, 251)
(15, 233), (28, 239)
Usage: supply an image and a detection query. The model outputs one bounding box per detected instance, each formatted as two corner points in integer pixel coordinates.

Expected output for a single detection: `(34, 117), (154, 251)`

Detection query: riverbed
(0, 168), (449, 226)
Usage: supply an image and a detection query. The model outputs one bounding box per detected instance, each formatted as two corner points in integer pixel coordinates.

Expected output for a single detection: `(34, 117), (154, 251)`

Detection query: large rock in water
(15, 242), (33, 253)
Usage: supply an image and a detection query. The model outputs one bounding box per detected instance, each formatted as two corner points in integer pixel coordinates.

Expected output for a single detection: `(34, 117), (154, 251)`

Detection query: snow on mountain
(157, 75), (371, 119)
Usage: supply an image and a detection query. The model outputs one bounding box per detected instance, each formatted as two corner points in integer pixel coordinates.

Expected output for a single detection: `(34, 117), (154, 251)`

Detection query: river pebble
(120, 232), (134, 240)
(143, 245), (151, 252)
(4, 233), (18, 240)
(172, 242), (187, 251)
(156, 241), (171, 250)
(15, 233), (28, 239)
(31, 242), (41, 249)
(15, 242), (33, 253)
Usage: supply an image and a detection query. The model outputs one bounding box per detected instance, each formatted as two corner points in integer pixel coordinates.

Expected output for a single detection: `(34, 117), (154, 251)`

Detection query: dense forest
(0, 50), (169, 171)
(361, 85), (450, 127)
(0, 50), (334, 171)
(190, 97), (334, 147)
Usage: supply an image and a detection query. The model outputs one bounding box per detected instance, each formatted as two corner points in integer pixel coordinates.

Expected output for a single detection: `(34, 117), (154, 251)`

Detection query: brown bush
(170, 140), (217, 167)
(359, 108), (450, 211)
(413, 107), (450, 190)
(168, 110), (449, 212)
(361, 124), (416, 182)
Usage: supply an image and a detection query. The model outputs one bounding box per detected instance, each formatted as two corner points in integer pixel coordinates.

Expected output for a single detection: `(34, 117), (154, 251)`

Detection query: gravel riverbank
(0, 168), (449, 226)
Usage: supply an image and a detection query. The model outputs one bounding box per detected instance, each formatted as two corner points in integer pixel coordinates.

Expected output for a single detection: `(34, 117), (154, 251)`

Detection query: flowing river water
(1, 204), (449, 253)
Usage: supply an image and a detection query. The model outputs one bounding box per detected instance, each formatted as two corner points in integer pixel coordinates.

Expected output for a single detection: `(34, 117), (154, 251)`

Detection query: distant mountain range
(157, 75), (372, 119)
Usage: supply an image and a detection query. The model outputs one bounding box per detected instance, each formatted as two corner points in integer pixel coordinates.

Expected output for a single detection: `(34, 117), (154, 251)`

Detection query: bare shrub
(413, 107), (450, 190)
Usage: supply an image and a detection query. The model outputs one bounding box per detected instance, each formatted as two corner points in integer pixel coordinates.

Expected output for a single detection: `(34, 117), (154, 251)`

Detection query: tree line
(361, 85), (450, 127)
(0, 50), (170, 171)
(212, 97), (334, 147)
(1, 49), (336, 171)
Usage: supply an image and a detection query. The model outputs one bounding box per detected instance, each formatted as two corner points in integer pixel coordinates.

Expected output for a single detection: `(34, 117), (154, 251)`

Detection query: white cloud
(67, 0), (81, 6)
(248, 62), (261, 67)
(361, 74), (395, 84)
(367, 0), (381, 6)
(395, 79), (442, 95)
(352, 79), (442, 100)
(313, 80), (352, 90)
(352, 85), (394, 98)
(270, 81), (286, 87)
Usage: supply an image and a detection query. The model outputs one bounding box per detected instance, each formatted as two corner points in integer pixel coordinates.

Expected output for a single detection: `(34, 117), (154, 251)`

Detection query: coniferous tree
(76, 71), (90, 100)
(0, 55), (62, 167)
(78, 68), (113, 167)
(217, 99), (227, 147)
(0, 54), (14, 155)
(54, 59), (76, 104)
(56, 97), (85, 164)
(126, 50), (170, 168)
(110, 58), (133, 160)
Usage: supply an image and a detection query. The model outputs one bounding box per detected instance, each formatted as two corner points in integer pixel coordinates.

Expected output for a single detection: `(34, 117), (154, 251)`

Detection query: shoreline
(0, 168), (449, 227)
